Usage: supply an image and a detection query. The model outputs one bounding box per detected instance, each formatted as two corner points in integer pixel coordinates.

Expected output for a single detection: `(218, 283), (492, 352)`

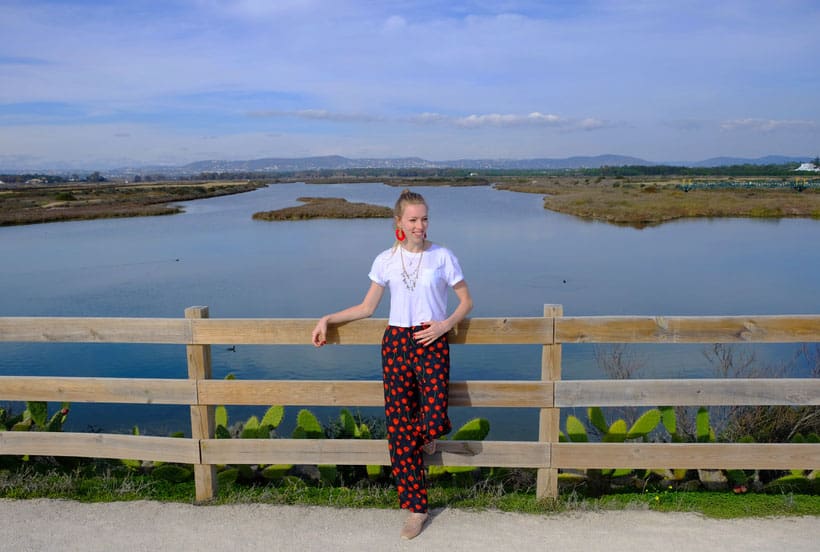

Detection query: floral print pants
(381, 325), (452, 513)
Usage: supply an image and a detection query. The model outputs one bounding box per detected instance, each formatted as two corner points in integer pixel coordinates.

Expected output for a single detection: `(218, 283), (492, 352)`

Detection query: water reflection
(1, 183), (819, 437)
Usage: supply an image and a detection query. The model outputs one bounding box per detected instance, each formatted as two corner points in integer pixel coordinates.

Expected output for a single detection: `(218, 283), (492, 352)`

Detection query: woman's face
(397, 203), (428, 245)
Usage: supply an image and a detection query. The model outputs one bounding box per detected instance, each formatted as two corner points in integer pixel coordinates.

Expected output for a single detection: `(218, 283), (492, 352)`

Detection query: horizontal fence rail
(5, 314), (820, 345)
(555, 379), (820, 407)
(1, 306), (819, 502)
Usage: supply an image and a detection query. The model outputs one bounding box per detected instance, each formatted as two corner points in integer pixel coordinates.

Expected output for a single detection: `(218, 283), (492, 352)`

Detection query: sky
(1, 0), (819, 170)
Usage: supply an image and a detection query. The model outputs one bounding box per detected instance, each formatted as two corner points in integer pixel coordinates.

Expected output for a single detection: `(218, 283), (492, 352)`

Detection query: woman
(312, 188), (473, 540)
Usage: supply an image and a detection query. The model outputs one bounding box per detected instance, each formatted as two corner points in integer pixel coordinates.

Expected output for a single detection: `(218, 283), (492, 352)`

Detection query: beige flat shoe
(400, 512), (429, 540)
(422, 440), (436, 455)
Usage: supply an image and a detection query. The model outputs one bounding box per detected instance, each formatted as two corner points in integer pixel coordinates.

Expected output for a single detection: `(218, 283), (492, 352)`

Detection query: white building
(795, 162), (820, 172)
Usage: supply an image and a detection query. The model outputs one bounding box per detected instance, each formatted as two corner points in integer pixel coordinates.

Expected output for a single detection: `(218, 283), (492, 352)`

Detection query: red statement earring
(395, 228), (406, 241)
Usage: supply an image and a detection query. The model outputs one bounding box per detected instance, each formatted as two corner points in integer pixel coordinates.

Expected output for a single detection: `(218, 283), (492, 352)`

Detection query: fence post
(185, 306), (216, 502)
(537, 304), (563, 499)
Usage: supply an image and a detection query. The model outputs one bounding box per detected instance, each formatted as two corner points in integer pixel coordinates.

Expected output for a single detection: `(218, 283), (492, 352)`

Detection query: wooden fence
(1, 305), (819, 502)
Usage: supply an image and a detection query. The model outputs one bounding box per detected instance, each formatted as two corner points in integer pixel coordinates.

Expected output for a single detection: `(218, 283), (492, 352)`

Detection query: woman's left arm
(415, 280), (473, 346)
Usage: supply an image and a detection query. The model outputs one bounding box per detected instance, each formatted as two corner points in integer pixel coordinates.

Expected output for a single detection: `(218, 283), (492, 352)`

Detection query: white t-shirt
(368, 243), (464, 327)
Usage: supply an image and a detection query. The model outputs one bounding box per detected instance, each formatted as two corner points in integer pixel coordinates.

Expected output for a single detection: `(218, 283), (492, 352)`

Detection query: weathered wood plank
(538, 304), (562, 499)
(190, 317), (553, 345)
(0, 317), (190, 343)
(450, 381), (553, 407)
(553, 443), (820, 470)
(200, 438), (549, 468)
(555, 379), (820, 407)
(556, 315), (820, 343)
(185, 306), (216, 502)
(0, 376), (196, 404)
(197, 380), (552, 408)
(199, 380), (383, 406)
(0, 431), (199, 463)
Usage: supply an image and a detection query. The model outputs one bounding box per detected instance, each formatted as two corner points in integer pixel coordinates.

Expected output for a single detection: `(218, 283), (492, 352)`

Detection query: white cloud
(415, 112), (613, 132)
(720, 119), (819, 132)
(407, 112), (450, 124)
(577, 118), (612, 131)
(454, 112), (563, 127)
(4, 1), (820, 165)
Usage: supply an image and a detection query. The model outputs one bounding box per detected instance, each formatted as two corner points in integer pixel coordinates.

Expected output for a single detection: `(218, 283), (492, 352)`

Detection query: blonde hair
(392, 188), (427, 249)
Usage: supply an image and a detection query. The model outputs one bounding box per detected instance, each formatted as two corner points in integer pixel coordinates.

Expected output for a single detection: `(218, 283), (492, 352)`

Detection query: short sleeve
(442, 249), (464, 287)
(368, 251), (387, 286)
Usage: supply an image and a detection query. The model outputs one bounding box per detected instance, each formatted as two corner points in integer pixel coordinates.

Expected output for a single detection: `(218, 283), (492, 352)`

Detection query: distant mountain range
(3, 154), (813, 176)
(111, 154), (811, 176)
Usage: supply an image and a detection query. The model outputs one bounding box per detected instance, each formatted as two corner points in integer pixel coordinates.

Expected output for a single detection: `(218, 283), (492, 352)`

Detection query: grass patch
(0, 181), (267, 226)
(252, 197), (393, 221)
(496, 176), (820, 227)
(3, 464), (818, 518)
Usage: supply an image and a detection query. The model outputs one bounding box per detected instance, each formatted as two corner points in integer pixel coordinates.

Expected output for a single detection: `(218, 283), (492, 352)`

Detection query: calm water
(1, 183), (819, 439)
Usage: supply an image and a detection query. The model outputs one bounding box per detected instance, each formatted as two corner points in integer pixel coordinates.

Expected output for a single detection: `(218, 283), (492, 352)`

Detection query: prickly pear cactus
(151, 464), (194, 483)
(660, 406), (680, 442)
(566, 415), (589, 442)
(261, 464), (292, 480)
(260, 405), (284, 428)
(588, 407), (609, 434)
(293, 409), (324, 438)
(602, 419), (627, 443)
(626, 409), (661, 440)
(696, 407), (715, 443)
(215, 405), (228, 428)
(241, 415), (261, 439)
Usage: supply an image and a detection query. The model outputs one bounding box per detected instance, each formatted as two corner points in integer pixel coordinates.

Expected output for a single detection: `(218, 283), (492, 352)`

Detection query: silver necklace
(399, 246), (424, 291)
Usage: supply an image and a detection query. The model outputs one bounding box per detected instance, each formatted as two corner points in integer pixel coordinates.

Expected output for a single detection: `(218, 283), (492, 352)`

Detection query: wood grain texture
(556, 315), (820, 343)
(0, 431), (199, 463)
(538, 304), (563, 499)
(200, 439), (549, 468)
(555, 378), (820, 407)
(0, 376), (196, 404)
(185, 306), (217, 502)
(197, 380), (552, 407)
(189, 317), (553, 345)
(553, 443), (820, 470)
(0, 317), (190, 343)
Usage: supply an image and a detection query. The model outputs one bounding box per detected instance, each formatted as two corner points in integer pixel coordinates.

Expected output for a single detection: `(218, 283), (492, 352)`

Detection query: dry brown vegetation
(0, 181), (266, 226)
(252, 196), (393, 221)
(5, 175), (819, 228)
(495, 176), (820, 227)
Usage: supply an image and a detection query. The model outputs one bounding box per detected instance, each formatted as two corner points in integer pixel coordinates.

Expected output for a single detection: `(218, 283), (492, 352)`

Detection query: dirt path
(2, 499), (819, 551)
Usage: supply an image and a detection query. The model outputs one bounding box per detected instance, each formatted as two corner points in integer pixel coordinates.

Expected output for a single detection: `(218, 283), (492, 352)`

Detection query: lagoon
(1, 183), (819, 439)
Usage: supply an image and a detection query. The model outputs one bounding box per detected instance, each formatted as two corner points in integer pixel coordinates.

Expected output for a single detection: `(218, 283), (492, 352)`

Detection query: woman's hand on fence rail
(311, 317), (328, 347)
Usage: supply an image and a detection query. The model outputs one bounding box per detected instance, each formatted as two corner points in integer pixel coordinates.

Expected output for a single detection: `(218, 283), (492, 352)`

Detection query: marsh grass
(0, 181), (266, 226)
(252, 197), (393, 221)
(495, 177), (820, 227)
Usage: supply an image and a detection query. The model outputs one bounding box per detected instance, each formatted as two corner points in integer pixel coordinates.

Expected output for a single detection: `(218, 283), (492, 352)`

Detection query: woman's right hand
(311, 317), (328, 347)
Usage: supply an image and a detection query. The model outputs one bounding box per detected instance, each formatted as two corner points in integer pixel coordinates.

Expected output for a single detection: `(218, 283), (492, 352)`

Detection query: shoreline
(2, 176), (820, 228)
(0, 180), (267, 227)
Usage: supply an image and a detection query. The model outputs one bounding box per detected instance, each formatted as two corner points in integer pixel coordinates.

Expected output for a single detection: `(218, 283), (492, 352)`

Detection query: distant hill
(688, 155), (808, 167)
(181, 156), (437, 172)
(147, 154), (653, 175)
(439, 155), (651, 169)
(5, 153), (814, 176)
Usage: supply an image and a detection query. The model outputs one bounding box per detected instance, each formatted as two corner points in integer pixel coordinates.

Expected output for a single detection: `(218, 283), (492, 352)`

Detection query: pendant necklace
(399, 246), (424, 292)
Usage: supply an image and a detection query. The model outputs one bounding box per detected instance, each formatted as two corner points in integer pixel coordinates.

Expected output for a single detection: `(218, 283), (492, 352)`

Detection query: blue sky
(1, 0), (819, 169)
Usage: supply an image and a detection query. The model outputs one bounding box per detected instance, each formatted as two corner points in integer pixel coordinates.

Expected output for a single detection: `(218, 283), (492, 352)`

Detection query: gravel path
(2, 499), (819, 552)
